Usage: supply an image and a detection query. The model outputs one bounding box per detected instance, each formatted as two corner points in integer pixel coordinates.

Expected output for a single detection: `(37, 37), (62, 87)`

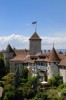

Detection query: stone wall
(47, 63), (59, 79)
(59, 66), (66, 83)
(29, 39), (41, 55)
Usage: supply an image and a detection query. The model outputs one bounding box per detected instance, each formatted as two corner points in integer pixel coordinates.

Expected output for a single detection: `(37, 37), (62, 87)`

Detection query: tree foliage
(2, 68), (64, 100)
(48, 74), (63, 87)
(0, 54), (6, 78)
(3, 73), (14, 84)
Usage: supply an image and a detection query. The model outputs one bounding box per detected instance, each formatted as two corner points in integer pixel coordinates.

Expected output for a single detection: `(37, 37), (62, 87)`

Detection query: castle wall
(4, 52), (14, 66)
(10, 61), (23, 73)
(59, 66), (66, 83)
(47, 63), (59, 79)
(4, 52), (14, 60)
(29, 40), (41, 55)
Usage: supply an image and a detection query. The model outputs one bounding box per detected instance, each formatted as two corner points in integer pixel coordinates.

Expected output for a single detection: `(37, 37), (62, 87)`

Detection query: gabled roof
(59, 57), (66, 66)
(29, 32), (42, 40)
(47, 47), (60, 63)
(6, 44), (14, 52)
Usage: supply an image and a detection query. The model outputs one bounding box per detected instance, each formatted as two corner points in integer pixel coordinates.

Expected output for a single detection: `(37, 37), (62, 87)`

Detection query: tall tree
(13, 67), (21, 88)
(0, 54), (6, 78)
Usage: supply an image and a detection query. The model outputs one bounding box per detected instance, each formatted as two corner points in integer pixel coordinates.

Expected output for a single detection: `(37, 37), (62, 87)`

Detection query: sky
(0, 0), (66, 50)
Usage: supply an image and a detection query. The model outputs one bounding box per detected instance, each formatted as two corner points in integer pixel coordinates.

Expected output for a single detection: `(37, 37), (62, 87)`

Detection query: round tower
(29, 32), (42, 55)
(47, 47), (60, 79)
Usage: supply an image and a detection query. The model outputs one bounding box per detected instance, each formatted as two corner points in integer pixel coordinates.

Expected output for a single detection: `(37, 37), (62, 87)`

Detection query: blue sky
(0, 0), (66, 50)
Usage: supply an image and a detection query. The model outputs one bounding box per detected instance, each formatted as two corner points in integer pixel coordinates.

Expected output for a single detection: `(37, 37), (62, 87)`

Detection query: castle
(1, 32), (66, 83)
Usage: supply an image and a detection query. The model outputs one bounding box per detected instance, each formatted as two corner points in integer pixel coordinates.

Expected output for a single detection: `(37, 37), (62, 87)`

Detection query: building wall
(47, 63), (59, 79)
(4, 52), (14, 65)
(35, 61), (47, 66)
(10, 61), (23, 73)
(3, 52), (14, 72)
(59, 66), (66, 83)
(29, 39), (41, 55)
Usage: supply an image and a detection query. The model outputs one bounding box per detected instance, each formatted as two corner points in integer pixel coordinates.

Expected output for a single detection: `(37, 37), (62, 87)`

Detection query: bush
(48, 74), (63, 87)
(58, 84), (66, 90)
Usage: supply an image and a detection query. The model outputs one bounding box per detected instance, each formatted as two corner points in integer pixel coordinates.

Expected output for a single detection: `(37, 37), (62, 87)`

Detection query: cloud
(42, 36), (66, 49)
(0, 34), (29, 44)
(0, 34), (66, 50)
(42, 36), (66, 44)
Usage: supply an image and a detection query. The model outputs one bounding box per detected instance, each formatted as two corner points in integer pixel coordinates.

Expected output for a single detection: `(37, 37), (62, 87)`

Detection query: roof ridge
(29, 32), (42, 40)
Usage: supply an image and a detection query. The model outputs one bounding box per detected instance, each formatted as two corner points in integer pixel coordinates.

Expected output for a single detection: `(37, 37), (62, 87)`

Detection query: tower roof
(48, 47), (60, 63)
(6, 44), (14, 52)
(29, 32), (42, 40)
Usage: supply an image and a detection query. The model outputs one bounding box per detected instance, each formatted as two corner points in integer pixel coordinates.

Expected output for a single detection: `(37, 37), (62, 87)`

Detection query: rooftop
(59, 57), (66, 66)
(29, 32), (42, 40)
(47, 47), (60, 63)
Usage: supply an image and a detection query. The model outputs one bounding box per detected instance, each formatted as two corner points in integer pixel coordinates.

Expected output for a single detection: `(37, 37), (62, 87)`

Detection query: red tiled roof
(13, 49), (29, 56)
(9, 49), (32, 62)
(10, 55), (27, 62)
(59, 57), (66, 66)
(29, 32), (42, 40)
(23, 55), (35, 63)
(58, 53), (65, 60)
(36, 52), (50, 57)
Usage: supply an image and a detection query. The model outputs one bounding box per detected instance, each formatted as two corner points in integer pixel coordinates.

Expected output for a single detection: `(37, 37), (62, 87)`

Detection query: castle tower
(3, 44), (16, 72)
(29, 32), (42, 55)
(47, 47), (60, 79)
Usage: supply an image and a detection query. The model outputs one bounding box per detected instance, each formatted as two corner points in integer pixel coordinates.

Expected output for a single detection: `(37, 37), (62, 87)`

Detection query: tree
(20, 67), (28, 79)
(13, 67), (28, 87)
(32, 90), (48, 100)
(21, 83), (35, 99)
(2, 73), (14, 84)
(48, 74), (63, 87)
(47, 88), (63, 100)
(0, 54), (6, 78)
(13, 67), (21, 87)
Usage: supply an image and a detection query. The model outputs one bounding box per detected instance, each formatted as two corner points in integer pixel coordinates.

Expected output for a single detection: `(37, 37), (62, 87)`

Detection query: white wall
(59, 66), (66, 83)
(47, 63), (59, 79)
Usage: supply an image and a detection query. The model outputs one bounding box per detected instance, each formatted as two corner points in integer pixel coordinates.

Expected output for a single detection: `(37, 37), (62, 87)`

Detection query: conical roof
(48, 47), (60, 62)
(29, 32), (42, 40)
(6, 44), (14, 52)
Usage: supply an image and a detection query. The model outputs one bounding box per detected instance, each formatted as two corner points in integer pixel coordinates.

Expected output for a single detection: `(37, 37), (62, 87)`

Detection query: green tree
(48, 74), (63, 87)
(22, 84), (35, 99)
(2, 73), (14, 84)
(13, 67), (21, 87)
(32, 91), (48, 100)
(20, 67), (28, 79)
(0, 54), (6, 78)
